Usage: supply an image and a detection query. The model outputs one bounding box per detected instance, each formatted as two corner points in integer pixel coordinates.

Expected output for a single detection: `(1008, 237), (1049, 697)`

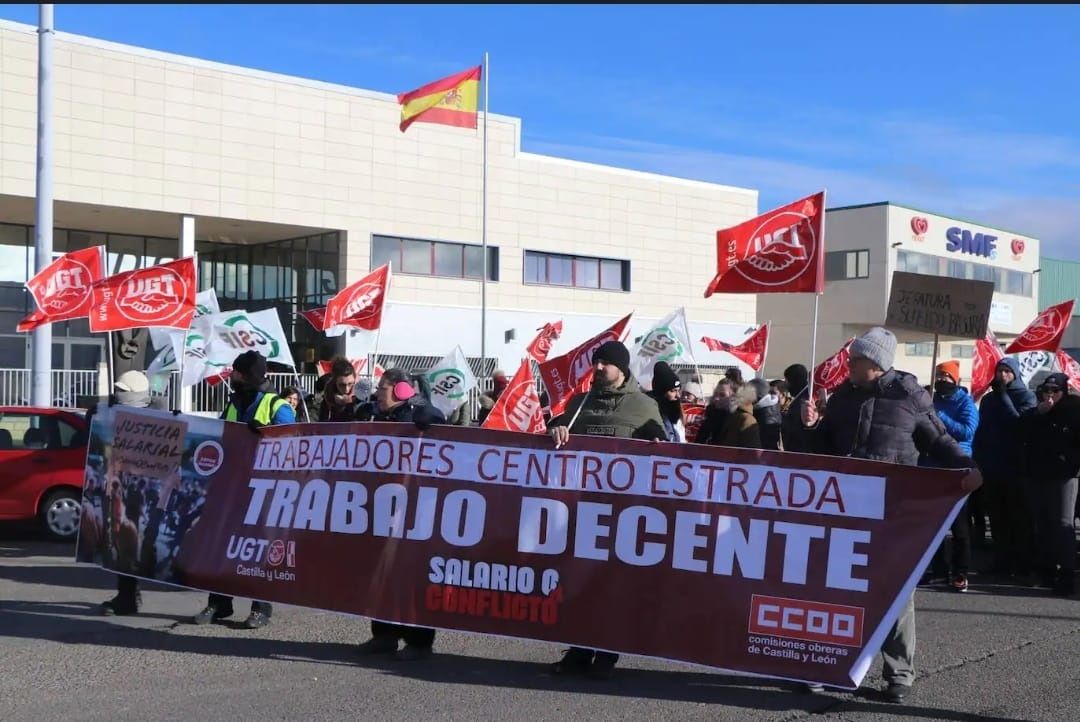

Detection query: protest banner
(885, 272), (994, 340)
(78, 408), (968, 690)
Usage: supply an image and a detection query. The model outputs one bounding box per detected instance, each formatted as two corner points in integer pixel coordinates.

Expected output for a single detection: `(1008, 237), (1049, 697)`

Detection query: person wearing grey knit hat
(849, 326), (897, 372)
(113, 370), (151, 408)
(799, 323), (983, 703)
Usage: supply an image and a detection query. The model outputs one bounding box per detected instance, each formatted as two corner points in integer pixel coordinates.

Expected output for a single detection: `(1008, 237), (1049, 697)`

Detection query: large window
(897, 250), (1032, 297)
(951, 344), (974, 359)
(524, 251), (630, 291)
(372, 235), (498, 281)
(825, 249), (870, 281)
(905, 342), (936, 357)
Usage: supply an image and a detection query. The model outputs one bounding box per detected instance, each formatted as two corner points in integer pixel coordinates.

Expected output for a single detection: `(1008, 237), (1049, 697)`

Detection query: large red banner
(324, 264), (390, 331)
(79, 407), (969, 689)
(89, 257), (197, 332)
(538, 313), (632, 417)
(705, 192), (826, 297)
(17, 246), (105, 332)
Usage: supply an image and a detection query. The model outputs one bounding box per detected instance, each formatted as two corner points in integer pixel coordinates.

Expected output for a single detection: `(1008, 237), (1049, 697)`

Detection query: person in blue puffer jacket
(922, 361), (979, 592)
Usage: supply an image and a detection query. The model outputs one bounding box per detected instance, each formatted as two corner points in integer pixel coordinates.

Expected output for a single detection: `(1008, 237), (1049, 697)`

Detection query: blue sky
(3, 4), (1079, 259)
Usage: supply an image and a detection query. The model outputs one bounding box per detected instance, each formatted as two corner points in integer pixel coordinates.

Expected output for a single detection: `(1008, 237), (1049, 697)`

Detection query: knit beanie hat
(233, 350), (267, 383)
(114, 370), (150, 408)
(651, 361), (680, 394)
(849, 327), (897, 371)
(592, 340), (631, 379)
(1042, 372), (1069, 391)
(935, 360), (961, 383)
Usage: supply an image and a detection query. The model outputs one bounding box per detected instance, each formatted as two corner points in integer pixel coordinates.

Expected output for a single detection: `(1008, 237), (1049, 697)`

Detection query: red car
(0, 406), (89, 540)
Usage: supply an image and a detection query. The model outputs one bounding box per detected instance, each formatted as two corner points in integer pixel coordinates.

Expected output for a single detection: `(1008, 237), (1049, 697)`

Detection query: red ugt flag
(971, 330), (1006, 401)
(525, 321), (563, 364)
(705, 191), (826, 297)
(813, 338), (854, 395)
(1004, 300), (1075, 354)
(481, 359), (546, 434)
(324, 264), (391, 331)
(89, 257), (197, 332)
(17, 246), (105, 332)
(701, 323), (770, 371)
(539, 313), (632, 417)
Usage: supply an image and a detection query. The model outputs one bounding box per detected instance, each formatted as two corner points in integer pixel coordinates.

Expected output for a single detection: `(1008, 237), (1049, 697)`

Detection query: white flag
(629, 307), (697, 388)
(424, 345), (478, 417)
(1015, 350), (1054, 385)
(180, 309), (296, 387)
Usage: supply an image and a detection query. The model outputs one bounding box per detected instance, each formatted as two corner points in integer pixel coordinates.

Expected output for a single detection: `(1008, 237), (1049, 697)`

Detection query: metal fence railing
(0, 365), (504, 416)
(0, 368), (103, 408)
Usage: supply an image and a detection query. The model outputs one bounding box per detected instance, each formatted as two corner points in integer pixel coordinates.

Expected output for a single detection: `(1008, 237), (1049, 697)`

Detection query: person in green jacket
(547, 340), (666, 681)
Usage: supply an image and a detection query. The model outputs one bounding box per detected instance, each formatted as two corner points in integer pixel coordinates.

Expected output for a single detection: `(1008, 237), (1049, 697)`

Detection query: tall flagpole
(480, 53), (489, 380)
(807, 190), (828, 402)
(31, 4), (55, 407)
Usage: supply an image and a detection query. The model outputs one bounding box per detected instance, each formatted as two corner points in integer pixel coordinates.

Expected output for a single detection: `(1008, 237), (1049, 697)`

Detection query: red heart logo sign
(1011, 239), (1025, 256)
(911, 217), (929, 236)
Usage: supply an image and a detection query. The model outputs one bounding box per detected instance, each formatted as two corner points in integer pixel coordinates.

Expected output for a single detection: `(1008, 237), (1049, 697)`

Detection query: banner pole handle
(930, 332), (940, 386)
(106, 330), (115, 396)
(808, 294), (821, 400)
(563, 389), (590, 432)
(293, 367), (310, 422)
(370, 324), (383, 387)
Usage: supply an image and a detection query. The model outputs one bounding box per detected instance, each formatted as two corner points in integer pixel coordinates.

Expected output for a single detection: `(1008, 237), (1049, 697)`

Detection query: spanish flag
(397, 65), (481, 133)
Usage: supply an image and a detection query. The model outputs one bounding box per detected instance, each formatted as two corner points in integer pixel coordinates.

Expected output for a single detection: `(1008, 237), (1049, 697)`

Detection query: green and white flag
(175, 308), (295, 387)
(425, 345), (478, 417)
(147, 289), (220, 391)
(629, 307), (696, 389)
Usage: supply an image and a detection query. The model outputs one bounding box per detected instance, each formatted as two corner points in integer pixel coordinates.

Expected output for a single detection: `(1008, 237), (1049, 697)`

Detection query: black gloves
(990, 379), (1005, 394)
(172, 409), (182, 416)
(412, 405), (441, 431)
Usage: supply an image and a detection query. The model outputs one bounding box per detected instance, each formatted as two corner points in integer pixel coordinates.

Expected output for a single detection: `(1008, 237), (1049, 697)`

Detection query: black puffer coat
(1021, 393), (1080, 481)
(972, 357), (1036, 477)
(810, 369), (971, 468)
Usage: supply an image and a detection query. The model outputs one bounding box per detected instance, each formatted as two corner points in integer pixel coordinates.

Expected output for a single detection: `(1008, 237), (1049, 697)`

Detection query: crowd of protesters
(88, 328), (1078, 701)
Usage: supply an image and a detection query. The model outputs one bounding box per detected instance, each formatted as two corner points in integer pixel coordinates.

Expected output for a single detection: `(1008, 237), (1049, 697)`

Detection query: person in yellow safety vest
(190, 350), (295, 630)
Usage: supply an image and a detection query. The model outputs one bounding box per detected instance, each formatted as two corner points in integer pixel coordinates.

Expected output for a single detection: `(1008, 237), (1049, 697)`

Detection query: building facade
(0, 19), (761, 389)
(760, 202), (1042, 384)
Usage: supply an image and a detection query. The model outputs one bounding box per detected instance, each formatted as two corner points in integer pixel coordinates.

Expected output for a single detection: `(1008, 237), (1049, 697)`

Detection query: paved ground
(1, 524), (1077, 722)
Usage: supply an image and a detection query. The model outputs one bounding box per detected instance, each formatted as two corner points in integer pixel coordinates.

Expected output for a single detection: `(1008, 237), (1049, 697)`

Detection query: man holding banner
(801, 327), (983, 702)
(192, 350), (295, 630)
(547, 340), (665, 680)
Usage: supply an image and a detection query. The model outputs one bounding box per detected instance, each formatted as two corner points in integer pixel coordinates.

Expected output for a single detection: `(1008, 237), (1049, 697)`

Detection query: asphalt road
(1, 524), (1077, 722)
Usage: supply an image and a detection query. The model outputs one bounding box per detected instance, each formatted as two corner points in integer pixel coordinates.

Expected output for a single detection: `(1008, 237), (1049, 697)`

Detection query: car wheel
(40, 489), (81, 541)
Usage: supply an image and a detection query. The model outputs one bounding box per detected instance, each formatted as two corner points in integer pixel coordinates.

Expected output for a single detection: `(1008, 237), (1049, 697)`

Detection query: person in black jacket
(801, 327), (982, 703)
(355, 367), (446, 661)
(1020, 373), (1079, 597)
(972, 356), (1037, 577)
(647, 361), (685, 442)
(780, 363), (814, 453)
(696, 378), (736, 444)
(749, 378), (781, 450)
